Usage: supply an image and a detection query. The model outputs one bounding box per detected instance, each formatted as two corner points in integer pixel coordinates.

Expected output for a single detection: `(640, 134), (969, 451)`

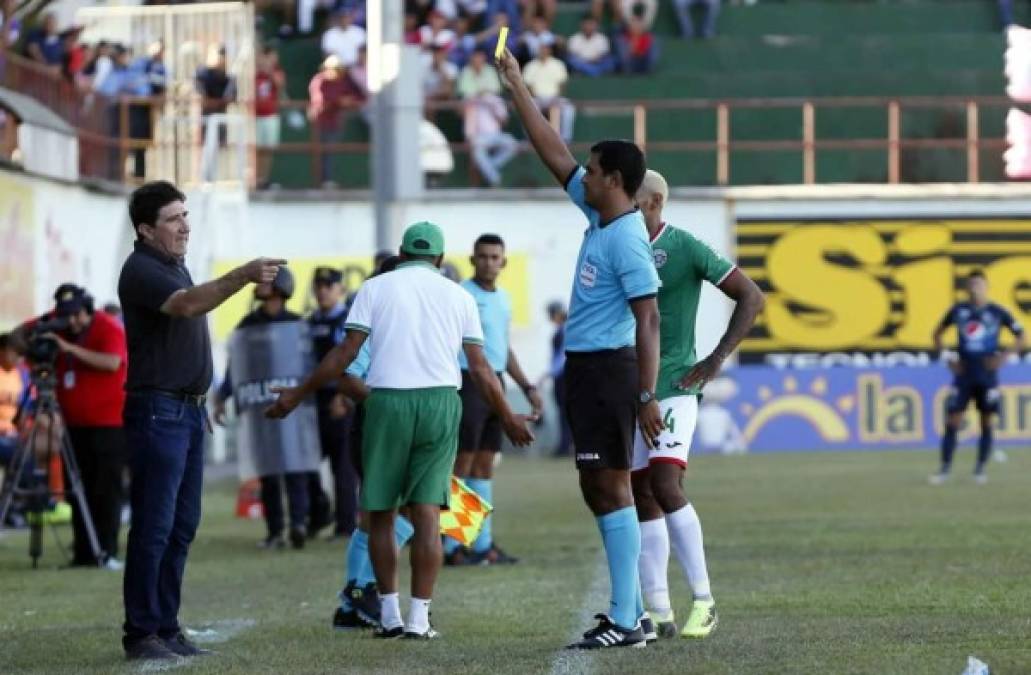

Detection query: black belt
(132, 389), (207, 407)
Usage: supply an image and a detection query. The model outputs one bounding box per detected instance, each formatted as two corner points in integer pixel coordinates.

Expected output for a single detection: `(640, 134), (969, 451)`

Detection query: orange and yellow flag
(439, 476), (493, 546)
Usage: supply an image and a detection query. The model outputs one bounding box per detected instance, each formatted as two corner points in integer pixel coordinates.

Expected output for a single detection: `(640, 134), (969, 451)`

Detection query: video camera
(25, 316), (70, 367)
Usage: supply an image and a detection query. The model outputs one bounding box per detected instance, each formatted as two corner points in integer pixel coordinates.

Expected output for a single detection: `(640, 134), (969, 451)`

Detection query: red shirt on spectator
(627, 31), (654, 58)
(25, 311), (128, 428)
(308, 68), (365, 132)
(255, 67), (283, 117)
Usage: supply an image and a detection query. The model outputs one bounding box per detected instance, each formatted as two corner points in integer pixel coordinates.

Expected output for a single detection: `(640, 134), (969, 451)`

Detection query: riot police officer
(215, 267), (313, 549)
(307, 266), (359, 538)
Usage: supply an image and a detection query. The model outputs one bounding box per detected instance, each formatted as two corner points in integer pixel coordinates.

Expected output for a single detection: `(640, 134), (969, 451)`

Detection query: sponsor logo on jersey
(653, 249), (668, 268)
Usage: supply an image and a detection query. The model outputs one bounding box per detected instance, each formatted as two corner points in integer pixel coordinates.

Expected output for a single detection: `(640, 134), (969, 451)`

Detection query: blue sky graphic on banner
(724, 364), (1031, 452)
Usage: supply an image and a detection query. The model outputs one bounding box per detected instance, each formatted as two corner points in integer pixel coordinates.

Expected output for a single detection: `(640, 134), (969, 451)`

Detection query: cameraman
(13, 284), (128, 570)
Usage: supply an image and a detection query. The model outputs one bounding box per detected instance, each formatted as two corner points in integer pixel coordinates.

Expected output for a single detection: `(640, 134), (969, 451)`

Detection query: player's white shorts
(632, 395), (699, 471)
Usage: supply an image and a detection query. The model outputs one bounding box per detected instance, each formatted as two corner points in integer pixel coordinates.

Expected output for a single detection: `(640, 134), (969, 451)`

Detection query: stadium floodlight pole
(367, 0), (423, 252)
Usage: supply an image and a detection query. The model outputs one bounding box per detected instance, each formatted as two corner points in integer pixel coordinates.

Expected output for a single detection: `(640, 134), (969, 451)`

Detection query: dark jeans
(66, 426), (126, 564)
(122, 393), (205, 648)
(260, 472), (309, 536)
(317, 402), (358, 535)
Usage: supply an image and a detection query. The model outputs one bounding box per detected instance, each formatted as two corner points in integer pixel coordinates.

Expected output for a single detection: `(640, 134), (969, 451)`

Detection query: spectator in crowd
(591, 0), (657, 28)
(13, 284), (129, 570)
(522, 40), (574, 141)
(321, 7), (366, 68)
(519, 14), (559, 62)
(85, 41), (115, 93)
(59, 27), (86, 84)
(97, 45), (147, 180)
(126, 41), (167, 180)
(448, 16), (478, 68)
(404, 11), (422, 44)
(308, 55), (365, 188)
(24, 12), (62, 70)
(522, 0), (557, 26)
(615, 15), (658, 73)
(255, 45), (286, 189)
(423, 44), (458, 103)
(465, 92), (518, 186)
(485, 0), (521, 32)
(458, 48), (501, 99)
(0, 333), (28, 470)
(566, 15), (616, 77)
(195, 45), (237, 148)
(478, 11), (514, 59)
(674, 0), (719, 39)
(418, 10), (456, 50)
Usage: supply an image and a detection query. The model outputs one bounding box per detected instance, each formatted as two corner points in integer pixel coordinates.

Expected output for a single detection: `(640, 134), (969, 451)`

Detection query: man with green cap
(265, 221), (535, 640)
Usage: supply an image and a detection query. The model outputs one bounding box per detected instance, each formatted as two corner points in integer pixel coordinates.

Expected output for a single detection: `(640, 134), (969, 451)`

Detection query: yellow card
(495, 26), (509, 59)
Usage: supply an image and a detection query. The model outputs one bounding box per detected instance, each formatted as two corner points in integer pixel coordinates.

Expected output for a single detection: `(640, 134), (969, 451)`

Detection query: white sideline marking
(549, 554), (608, 675)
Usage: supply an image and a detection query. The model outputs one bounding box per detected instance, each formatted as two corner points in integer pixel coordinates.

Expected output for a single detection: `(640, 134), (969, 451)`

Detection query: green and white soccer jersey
(651, 224), (735, 401)
(632, 224), (734, 470)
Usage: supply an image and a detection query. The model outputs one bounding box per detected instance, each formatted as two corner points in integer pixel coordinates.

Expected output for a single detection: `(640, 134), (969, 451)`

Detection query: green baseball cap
(401, 220), (445, 256)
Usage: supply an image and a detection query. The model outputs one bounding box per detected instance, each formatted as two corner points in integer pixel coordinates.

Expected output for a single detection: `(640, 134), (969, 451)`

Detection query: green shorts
(360, 386), (461, 511)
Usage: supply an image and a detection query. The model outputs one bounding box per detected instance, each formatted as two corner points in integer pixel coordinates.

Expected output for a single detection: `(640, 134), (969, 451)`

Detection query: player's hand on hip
(985, 353), (1005, 371)
(502, 413), (536, 447)
(264, 385), (302, 419)
(678, 354), (722, 392)
(495, 48), (522, 90)
(243, 257), (288, 284)
(638, 399), (664, 449)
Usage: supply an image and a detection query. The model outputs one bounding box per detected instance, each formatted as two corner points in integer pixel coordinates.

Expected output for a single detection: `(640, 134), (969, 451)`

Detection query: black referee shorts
(459, 370), (505, 453)
(564, 347), (639, 471)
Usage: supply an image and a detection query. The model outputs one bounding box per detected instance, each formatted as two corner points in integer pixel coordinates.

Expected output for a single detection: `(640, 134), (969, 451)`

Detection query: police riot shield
(229, 321), (321, 478)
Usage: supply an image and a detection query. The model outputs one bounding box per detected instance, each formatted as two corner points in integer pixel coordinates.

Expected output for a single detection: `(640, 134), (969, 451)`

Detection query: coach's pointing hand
(242, 257), (288, 285)
(264, 384), (302, 419)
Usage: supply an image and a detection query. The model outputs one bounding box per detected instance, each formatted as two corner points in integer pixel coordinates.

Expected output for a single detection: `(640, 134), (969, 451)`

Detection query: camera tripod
(0, 365), (104, 568)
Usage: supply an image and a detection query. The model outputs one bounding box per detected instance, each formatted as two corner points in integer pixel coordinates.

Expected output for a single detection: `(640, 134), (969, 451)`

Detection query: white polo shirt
(344, 261), (484, 389)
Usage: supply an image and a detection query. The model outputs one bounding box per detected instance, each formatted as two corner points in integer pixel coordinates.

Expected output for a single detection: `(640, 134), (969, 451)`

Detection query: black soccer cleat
(403, 625), (440, 640)
(373, 625), (405, 639)
(332, 606), (373, 630)
(640, 615), (658, 644)
(289, 526), (307, 550)
(124, 635), (178, 661)
(471, 544), (519, 566)
(443, 545), (474, 566)
(345, 581), (381, 626)
(566, 614), (647, 650)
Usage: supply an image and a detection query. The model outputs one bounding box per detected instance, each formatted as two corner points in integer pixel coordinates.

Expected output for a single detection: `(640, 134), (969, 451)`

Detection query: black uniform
(308, 303), (359, 536)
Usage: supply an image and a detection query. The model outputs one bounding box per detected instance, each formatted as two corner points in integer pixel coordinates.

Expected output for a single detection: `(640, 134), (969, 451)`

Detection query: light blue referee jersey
(457, 279), (512, 373)
(563, 166), (660, 352)
(345, 343), (371, 380)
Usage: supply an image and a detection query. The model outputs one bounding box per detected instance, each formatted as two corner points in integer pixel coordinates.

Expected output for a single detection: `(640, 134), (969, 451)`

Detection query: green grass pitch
(2, 450), (1030, 674)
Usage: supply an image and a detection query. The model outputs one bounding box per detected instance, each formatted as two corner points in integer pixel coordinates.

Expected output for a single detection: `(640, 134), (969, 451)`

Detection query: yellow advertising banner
(737, 218), (1031, 364)
(0, 174), (36, 329)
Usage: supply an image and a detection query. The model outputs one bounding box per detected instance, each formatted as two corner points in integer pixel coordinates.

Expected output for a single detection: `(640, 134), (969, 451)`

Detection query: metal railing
(0, 50), (1012, 188)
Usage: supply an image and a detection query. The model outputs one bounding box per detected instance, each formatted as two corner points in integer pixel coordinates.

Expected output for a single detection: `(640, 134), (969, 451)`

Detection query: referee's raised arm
(495, 48), (577, 186)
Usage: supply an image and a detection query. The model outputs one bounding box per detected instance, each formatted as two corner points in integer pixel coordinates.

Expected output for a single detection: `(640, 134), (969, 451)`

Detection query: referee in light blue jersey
(496, 48), (664, 649)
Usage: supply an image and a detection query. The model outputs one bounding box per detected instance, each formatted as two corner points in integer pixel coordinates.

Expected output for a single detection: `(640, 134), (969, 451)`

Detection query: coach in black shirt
(118, 181), (285, 662)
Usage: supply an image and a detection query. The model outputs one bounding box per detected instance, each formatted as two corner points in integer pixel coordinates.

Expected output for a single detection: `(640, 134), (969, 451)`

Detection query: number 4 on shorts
(662, 407), (675, 434)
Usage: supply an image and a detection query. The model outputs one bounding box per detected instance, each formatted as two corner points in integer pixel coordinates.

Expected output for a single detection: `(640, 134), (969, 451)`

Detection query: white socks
(666, 503), (712, 600)
(638, 518), (672, 614)
(380, 592), (402, 630)
(407, 597), (432, 634)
